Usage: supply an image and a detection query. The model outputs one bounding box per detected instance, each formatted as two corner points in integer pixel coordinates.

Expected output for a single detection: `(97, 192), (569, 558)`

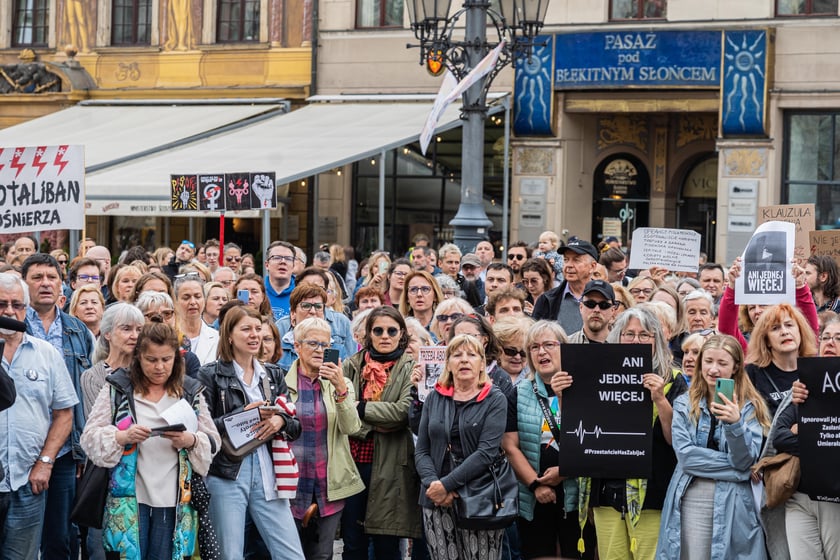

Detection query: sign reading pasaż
(796, 357), (840, 503)
(171, 172), (276, 212)
(558, 344), (653, 479)
(0, 145), (85, 234)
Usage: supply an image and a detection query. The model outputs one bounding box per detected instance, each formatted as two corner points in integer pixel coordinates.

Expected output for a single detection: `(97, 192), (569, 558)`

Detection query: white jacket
(191, 322), (220, 365)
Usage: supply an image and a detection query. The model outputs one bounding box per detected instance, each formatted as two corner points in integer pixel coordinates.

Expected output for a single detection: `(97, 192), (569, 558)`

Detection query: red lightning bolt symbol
(10, 148), (26, 178)
(53, 145), (70, 175)
(31, 146), (48, 177)
(0, 148), (5, 173)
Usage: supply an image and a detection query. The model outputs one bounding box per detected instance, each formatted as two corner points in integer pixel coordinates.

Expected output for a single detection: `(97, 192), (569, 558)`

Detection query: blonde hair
(688, 334), (770, 431)
(493, 316), (534, 346)
(437, 334), (487, 388)
(538, 231), (560, 251)
(429, 297), (474, 341)
(746, 303), (818, 367)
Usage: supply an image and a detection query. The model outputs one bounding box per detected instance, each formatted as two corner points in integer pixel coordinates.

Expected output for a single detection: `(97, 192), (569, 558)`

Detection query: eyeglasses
(225, 256), (242, 262)
(502, 347), (526, 358)
(144, 309), (175, 320)
(0, 300), (26, 311)
(181, 240), (195, 249)
(77, 274), (101, 283)
(621, 331), (653, 343)
(219, 279), (234, 286)
(301, 340), (330, 350)
(267, 255), (295, 264)
(507, 254), (526, 261)
(57, 259), (68, 265)
(408, 285), (432, 295)
(582, 299), (614, 310)
(529, 341), (561, 354)
(298, 302), (325, 312)
(523, 278), (543, 286)
(629, 288), (654, 297)
(372, 326), (400, 337)
(436, 312), (464, 323)
(392, 271), (408, 278)
(820, 334), (840, 344)
(174, 272), (201, 279)
(697, 328), (717, 337)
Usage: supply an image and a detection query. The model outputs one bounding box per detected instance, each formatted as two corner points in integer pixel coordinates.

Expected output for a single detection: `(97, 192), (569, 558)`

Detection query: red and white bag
(271, 394), (298, 498)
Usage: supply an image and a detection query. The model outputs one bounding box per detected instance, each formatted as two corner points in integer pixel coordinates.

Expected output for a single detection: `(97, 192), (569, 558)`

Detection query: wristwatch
(38, 455), (54, 465)
(528, 479), (540, 493)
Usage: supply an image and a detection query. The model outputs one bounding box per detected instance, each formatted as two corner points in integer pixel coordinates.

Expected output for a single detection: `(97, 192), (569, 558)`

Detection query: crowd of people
(0, 229), (837, 560)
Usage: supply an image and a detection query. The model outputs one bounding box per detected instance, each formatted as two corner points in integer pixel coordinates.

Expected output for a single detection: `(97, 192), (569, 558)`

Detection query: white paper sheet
(222, 408), (261, 450)
(160, 398), (198, 432)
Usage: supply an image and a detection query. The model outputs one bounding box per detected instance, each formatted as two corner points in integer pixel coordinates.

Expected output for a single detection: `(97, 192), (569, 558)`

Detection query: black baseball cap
(582, 279), (615, 301)
(562, 239), (598, 261)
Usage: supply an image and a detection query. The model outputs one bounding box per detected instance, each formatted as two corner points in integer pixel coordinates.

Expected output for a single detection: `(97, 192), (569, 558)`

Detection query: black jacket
(532, 280), (569, 321)
(197, 360), (300, 480)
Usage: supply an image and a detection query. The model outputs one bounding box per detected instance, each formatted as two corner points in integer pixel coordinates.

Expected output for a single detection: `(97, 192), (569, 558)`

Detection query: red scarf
(361, 352), (394, 401)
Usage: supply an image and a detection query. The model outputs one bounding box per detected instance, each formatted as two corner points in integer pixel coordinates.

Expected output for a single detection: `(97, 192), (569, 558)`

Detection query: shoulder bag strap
(532, 379), (563, 443)
(261, 372), (273, 404)
(763, 369), (782, 395)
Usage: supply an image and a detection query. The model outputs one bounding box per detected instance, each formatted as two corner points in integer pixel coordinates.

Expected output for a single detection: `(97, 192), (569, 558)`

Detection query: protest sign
(222, 408), (261, 450)
(558, 344), (653, 478)
(417, 346), (446, 402)
(796, 357), (840, 502)
(627, 227), (701, 273)
(735, 221), (795, 306)
(758, 203), (815, 262)
(0, 145), (84, 233)
(174, 172), (277, 212)
(810, 230), (840, 268)
(170, 174), (198, 211)
(198, 174), (225, 211)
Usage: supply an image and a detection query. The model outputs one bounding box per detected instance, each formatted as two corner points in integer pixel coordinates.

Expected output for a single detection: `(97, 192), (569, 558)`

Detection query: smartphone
(149, 423), (187, 437)
(237, 289), (250, 304)
(323, 348), (340, 365)
(714, 378), (735, 405)
(378, 261), (388, 274)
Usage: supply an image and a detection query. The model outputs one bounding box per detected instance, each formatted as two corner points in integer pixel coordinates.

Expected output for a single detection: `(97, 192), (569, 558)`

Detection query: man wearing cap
(568, 280), (617, 343)
(461, 253), (485, 301)
(532, 239), (599, 334)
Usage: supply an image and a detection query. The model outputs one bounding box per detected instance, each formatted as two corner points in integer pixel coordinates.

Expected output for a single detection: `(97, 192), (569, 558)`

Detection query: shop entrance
(592, 154), (650, 248)
(678, 155), (718, 258)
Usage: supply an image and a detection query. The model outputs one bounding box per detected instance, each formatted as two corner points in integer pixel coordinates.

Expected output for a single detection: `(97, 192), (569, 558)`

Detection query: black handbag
(70, 460), (110, 529)
(449, 450), (519, 530)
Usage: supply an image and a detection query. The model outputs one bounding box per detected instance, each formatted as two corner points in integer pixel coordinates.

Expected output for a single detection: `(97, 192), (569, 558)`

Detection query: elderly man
(13, 237), (37, 261)
(22, 254), (94, 559)
(684, 289), (716, 333)
(533, 238), (599, 334)
(568, 280), (617, 343)
(0, 273), (78, 559)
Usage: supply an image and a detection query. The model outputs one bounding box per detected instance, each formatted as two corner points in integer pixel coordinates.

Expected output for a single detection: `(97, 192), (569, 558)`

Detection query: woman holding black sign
(657, 334), (770, 559)
(578, 307), (687, 560)
(770, 316), (840, 558)
(501, 320), (596, 559)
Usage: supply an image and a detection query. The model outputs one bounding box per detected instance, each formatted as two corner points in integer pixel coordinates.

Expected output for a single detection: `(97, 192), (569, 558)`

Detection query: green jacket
(343, 350), (422, 538)
(285, 361), (365, 502)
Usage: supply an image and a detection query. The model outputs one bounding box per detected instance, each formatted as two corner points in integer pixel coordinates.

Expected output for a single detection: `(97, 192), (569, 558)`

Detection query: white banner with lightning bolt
(0, 145), (85, 234)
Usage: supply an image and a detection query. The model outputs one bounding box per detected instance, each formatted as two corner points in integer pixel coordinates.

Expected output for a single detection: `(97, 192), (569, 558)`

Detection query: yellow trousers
(592, 506), (661, 560)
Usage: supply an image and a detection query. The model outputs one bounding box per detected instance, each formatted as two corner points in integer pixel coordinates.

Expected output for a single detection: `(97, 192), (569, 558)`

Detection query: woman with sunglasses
(720, 258), (818, 353)
(136, 290), (202, 378)
(341, 306), (422, 559)
(429, 297), (474, 343)
(278, 284), (329, 370)
(197, 305), (304, 559)
(493, 316), (534, 387)
(502, 320), (596, 559)
(399, 270), (444, 332)
(578, 307), (688, 560)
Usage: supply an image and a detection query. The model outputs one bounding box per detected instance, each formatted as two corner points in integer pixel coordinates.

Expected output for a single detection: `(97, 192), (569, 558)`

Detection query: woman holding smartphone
(656, 334), (770, 559)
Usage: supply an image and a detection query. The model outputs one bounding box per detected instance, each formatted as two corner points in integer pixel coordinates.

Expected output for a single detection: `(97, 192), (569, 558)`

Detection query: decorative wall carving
(676, 115), (716, 148)
(653, 127), (667, 193)
(0, 64), (61, 93)
(723, 148), (767, 177)
(514, 147), (554, 176)
(598, 116), (648, 152)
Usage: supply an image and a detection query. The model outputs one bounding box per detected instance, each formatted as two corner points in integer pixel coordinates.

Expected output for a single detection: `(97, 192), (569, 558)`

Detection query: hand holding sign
(734, 221), (795, 305)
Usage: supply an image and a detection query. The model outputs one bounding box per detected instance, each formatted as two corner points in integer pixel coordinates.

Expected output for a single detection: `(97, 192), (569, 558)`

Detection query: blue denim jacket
(26, 310), (94, 461)
(275, 309), (356, 371)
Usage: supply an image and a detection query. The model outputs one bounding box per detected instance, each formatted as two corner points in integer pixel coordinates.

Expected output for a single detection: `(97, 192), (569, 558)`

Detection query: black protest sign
(170, 174), (197, 211)
(224, 173), (251, 211)
(797, 357), (840, 503)
(559, 344), (653, 478)
(250, 172), (277, 209)
(198, 174), (225, 212)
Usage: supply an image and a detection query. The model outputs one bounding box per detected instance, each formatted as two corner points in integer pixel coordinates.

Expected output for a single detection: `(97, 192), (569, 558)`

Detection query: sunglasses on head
(372, 326), (400, 337)
(581, 299), (614, 310)
(502, 347), (526, 358)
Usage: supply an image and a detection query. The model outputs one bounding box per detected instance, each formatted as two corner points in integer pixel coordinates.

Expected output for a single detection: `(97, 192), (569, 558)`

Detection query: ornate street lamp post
(406, 0), (550, 252)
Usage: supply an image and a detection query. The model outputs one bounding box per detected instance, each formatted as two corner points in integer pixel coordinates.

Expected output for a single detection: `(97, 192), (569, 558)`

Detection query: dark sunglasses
(372, 326), (400, 337)
(507, 254), (526, 261)
(436, 313), (464, 323)
(581, 300), (615, 310)
(502, 347), (526, 358)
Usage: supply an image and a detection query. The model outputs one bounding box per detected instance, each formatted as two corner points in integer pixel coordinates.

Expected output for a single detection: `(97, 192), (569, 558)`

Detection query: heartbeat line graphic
(566, 420), (646, 445)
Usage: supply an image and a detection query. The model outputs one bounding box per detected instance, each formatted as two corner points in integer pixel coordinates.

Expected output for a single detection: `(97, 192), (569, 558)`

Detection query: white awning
(84, 99), (475, 216)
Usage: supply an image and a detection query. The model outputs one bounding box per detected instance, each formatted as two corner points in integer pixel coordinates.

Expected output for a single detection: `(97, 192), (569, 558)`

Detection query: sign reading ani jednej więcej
(558, 344), (653, 479)
(0, 145), (85, 233)
(796, 357), (840, 503)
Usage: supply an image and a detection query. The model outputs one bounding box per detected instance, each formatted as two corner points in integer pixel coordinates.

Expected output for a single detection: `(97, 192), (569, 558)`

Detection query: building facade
(317, 0), (840, 262)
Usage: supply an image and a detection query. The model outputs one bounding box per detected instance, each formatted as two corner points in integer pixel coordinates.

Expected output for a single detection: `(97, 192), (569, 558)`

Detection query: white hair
(0, 273), (29, 305)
